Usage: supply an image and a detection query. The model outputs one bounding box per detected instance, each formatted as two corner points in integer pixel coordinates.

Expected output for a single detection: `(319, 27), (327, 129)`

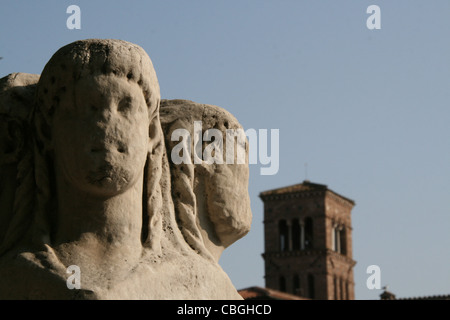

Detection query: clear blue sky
(1, 1), (449, 300)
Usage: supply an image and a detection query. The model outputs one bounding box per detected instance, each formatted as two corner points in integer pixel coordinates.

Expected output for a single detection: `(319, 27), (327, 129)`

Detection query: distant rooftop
(380, 289), (450, 300)
(238, 286), (310, 300)
(259, 180), (355, 206)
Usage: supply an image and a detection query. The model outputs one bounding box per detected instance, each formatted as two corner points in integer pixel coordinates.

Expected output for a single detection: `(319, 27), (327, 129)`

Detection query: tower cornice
(259, 181), (355, 209)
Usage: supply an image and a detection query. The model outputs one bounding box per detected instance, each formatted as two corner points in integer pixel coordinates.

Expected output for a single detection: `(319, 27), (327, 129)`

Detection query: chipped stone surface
(0, 39), (251, 299)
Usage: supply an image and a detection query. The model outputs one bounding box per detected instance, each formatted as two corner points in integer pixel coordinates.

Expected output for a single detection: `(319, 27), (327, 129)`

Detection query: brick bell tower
(259, 180), (356, 300)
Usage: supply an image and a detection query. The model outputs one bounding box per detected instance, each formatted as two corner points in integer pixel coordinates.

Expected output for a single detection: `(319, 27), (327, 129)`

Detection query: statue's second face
(52, 74), (150, 197)
(203, 161), (251, 245)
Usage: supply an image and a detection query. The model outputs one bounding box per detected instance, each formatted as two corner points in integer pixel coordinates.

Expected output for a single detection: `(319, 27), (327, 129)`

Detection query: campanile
(260, 180), (356, 300)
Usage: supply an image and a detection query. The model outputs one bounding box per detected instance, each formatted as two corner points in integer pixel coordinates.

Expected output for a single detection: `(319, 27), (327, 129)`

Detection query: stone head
(35, 39), (160, 197)
(160, 99), (252, 260)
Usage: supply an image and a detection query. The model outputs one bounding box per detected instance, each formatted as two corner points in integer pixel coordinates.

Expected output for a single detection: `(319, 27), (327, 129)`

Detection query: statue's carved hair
(0, 73), (39, 256)
(36, 39), (160, 123)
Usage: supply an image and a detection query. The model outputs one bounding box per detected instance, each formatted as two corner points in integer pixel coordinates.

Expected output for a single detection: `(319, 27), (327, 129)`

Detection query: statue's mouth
(87, 164), (114, 184)
(86, 164), (130, 187)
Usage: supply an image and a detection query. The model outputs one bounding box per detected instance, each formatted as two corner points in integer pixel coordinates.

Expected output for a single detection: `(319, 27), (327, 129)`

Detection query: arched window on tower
(332, 224), (347, 255)
(332, 225), (340, 252)
(279, 275), (286, 292)
(293, 274), (301, 296)
(340, 277), (345, 300)
(304, 217), (313, 249)
(307, 274), (315, 299)
(292, 219), (300, 250)
(340, 226), (347, 255)
(334, 275), (339, 300)
(332, 226), (335, 251)
(278, 220), (288, 251)
(346, 280), (350, 300)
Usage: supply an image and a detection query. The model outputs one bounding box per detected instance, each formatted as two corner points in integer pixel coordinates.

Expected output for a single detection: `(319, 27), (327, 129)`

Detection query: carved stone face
(201, 161), (252, 247)
(52, 74), (149, 197)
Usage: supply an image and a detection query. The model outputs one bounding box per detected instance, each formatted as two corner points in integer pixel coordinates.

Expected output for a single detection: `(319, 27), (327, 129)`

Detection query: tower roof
(259, 180), (355, 206)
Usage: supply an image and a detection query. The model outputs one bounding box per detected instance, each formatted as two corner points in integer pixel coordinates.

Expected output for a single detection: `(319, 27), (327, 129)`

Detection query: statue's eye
(118, 97), (132, 113)
(90, 104), (98, 112)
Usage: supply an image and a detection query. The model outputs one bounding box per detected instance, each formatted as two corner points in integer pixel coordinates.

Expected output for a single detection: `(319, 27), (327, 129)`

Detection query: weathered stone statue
(0, 39), (251, 299)
(160, 99), (252, 263)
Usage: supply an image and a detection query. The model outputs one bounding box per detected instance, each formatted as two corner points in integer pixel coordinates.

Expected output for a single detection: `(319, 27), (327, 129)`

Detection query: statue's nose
(90, 140), (127, 154)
